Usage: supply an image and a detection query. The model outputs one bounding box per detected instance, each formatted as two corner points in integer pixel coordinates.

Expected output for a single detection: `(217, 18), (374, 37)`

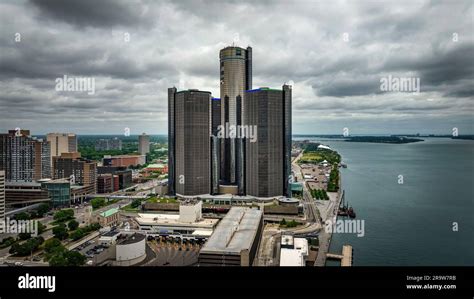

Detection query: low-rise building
(115, 233), (146, 266)
(279, 234), (308, 266)
(96, 207), (120, 227)
(198, 207), (263, 266)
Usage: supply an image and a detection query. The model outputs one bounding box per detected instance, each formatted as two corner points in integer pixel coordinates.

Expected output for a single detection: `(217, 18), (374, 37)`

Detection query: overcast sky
(0, 0), (473, 135)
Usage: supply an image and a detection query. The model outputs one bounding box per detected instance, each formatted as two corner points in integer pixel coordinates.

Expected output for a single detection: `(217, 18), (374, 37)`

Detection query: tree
(15, 212), (30, 221)
(131, 199), (142, 209)
(52, 224), (69, 240)
(90, 198), (106, 209)
(69, 229), (85, 241)
(37, 222), (46, 235)
(44, 238), (63, 254)
(68, 220), (79, 231)
(280, 218), (287, 226)
(37, 203), (51, 217)
(54, 209), (74, 222)
(18, 232), (31, 240)
(9, 237), (43, 256)
(66, 251), (86, 266)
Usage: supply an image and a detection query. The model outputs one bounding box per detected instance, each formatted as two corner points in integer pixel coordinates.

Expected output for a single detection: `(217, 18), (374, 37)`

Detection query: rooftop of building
(116, 233), (145, 245)
(104, 154), (145, 158)
(246, 87), (282, 93)
(99, 207), (119, 218)
(145, 163), (166, 168)
(101, 229), (121, 237)
(199, 207), (262, 255)
(175, 89), (212, 94)
(280, 236), (308, 266)
(5, 181), (42, 187)
(135, 213), (218, 229)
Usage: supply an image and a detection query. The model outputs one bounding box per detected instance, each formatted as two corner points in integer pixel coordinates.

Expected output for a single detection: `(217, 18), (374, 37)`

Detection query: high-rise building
(53, 152), (97, 193)
(0, 130), (51, 182)
(0, 170), (5, 222)
(168, 88), (212, 196)
(138, 133), (150, 156)
(219, 46), (252, 185)
(244, 86), (292, 198)
(46, 133), (78, 166)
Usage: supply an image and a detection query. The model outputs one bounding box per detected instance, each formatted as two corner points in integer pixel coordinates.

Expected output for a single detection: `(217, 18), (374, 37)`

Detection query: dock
(325, 245), (353, 266)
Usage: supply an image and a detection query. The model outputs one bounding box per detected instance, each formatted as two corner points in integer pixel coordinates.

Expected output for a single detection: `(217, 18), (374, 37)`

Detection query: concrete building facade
(46, 133), (77, 166)
(138, 133), (150, 156)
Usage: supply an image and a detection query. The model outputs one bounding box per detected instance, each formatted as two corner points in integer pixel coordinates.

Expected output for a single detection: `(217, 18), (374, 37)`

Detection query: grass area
(146, 197), (177, 204)
(327, 165), (339, 192)
(91, 198), (120, 210)
(299, 149), (341, 165)
(279, 219), (302, 228)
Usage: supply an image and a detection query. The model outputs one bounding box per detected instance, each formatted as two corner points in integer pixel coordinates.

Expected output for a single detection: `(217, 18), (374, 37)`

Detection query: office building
(219, 46), (252, 186)
(53, 152), (97, 193)
(168, 88), (212, 196)
(46, 133), (77, 166)
(0, 129), (51, 182)
(102, 155), (146, 168)
(0, 171), (5, 221)
(97, 166), (132, 190)
(41, 179), (71, 208)
(4, 181), (50, 207)
(138, 133), (150, 156)
(198, 207), (263, 266)
(97, 173), (118, 194)
(244, 86), (292, 198)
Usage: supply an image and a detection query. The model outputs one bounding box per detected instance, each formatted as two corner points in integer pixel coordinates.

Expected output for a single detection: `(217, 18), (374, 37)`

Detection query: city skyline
(0, 0), (473, 136)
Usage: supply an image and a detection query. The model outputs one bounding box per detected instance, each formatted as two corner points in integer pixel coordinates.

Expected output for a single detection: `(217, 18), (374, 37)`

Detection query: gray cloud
(0, 0), (473, 135)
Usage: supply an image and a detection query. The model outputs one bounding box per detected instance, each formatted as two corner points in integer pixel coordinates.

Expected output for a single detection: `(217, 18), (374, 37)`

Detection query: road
(292, 151), (322, 226)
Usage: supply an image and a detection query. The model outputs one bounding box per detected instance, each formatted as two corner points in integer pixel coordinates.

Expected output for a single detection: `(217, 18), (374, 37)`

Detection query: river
(295, 137), (474, 266)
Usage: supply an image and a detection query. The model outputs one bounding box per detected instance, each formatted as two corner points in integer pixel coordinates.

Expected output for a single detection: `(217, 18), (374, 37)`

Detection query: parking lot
(72, 238), (111, 265)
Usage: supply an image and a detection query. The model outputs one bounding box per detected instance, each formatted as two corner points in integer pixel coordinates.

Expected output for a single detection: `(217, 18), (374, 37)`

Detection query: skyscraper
(168, 89), (212, 196)
(0, 130), (51, 182)
(0, 170), (5, 222)
(244, 86), (292, 198)
(46, 133), (78, 166)
(138, 133), (150, 156)
(219, 46), (252, 185)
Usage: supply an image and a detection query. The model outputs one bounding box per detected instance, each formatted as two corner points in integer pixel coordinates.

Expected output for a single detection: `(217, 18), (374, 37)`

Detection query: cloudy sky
(0, 0), (473, 135)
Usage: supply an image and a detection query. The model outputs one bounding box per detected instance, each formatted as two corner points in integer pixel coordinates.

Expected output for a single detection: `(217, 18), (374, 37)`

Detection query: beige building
(47, 133), (77, 166)
(138, 133), (150, 156)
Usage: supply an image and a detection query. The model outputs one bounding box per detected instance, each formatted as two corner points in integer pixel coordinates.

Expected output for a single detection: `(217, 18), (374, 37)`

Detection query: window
(236, 48), (241, 56)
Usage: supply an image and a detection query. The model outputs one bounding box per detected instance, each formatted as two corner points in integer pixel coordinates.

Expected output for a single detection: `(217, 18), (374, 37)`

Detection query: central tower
(219, 46), (252, 189)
